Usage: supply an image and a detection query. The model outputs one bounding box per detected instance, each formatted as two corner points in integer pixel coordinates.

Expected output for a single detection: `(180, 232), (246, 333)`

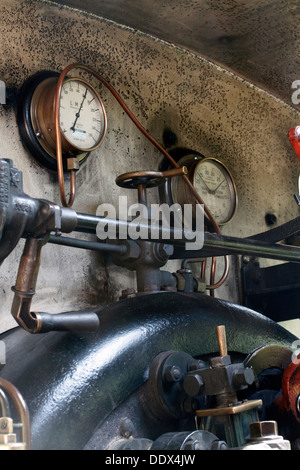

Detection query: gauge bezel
(191, 157), (238, 226)
(17, 71), (107, 172)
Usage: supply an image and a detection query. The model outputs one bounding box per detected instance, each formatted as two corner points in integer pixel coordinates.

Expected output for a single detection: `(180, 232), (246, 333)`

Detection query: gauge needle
(198, 174), (215, 193)
(211, 178), (226, 194)
(71, 89), (87, 132)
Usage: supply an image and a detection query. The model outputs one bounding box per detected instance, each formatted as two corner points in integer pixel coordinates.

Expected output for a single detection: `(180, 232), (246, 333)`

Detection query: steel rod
(48, 235), (127, 254)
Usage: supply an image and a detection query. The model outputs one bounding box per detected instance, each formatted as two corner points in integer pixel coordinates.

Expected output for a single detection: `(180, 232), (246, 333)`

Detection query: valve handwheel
(116, 167), (187, 205)
(116, 167), (188, 189)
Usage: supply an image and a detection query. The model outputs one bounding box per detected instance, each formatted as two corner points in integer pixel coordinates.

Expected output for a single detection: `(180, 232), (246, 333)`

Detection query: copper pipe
(207, 255), (229, 291)
(201, 258), (207, 279)
(209, 256), (216, 297)
(0, 389), (11, 417)
(54, 74), (76, 208)
(0, 378), (31, 450)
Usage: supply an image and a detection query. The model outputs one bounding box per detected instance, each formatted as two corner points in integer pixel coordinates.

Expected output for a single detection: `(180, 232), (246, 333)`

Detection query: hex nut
(249, 421), (278, 439)
(209, 355), (231, 368)
(163, 365), (182, 383)
(183, 373), (205, 397)
(233, 367), (255, 387)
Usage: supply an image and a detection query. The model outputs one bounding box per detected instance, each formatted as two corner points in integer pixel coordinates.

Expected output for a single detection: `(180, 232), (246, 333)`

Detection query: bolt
(188, 359), (206, 371)
(183, 439), (201, 451)
(163, 365), (182, 383)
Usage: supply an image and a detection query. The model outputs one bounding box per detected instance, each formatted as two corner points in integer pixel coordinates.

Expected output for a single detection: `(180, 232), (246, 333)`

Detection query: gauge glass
(193, 158), (237, 225)
(59, 79), (106, 151)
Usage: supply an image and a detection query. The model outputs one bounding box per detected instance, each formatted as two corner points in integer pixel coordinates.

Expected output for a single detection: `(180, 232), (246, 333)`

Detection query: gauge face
(193, 158), (237, 225)
(59, 79), (106, 151)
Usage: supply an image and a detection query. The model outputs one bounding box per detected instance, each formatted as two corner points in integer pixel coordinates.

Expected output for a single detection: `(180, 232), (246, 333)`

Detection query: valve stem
(216, 325), (228, 357)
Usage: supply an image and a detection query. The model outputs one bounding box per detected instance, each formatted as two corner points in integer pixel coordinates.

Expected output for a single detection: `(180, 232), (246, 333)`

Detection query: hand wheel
(115, 167), (187, 205)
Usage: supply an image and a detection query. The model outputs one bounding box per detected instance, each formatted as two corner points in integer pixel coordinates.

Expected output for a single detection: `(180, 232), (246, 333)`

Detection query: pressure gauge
(160, 151), (237, 227)
(191, 158), (237, 225)
(59, 78), (106, 151)
(17, 71), (107, 171)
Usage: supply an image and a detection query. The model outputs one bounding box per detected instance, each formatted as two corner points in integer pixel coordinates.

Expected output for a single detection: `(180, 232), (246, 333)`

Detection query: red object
(289, 126), (300, 162)
(275, 354), (300, 423)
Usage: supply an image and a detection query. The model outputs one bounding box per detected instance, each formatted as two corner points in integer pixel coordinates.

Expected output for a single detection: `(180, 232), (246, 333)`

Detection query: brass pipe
(216, 325), (228, 357)
(0, 378), (31, 450)
(11, 238), (45, 333)
(11, 237), (100, 334)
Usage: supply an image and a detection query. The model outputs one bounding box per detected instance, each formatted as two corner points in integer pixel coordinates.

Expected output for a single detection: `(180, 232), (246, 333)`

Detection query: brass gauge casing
(17, 71), (107, 171)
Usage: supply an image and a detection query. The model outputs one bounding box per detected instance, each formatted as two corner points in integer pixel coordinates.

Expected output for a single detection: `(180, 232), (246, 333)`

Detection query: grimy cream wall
(0, 0), (299, 333)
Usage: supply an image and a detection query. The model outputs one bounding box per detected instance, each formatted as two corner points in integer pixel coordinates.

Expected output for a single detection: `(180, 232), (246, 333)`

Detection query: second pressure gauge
(191, 158), (237, 225)
(161, 151), (237, 227)
(17, 71), (107, 171)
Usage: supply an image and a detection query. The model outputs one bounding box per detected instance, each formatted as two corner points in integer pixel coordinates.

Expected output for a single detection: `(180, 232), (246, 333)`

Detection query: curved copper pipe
(207, 255), (229, 291)
(54, 72), (76, 208)
(0, 378), (31, 450)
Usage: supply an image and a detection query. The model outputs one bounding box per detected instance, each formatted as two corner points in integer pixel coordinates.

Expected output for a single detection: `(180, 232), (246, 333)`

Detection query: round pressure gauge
(159, 150), (237, 227)
(17, 71), (107, 171)
(192, 158), (237, 225)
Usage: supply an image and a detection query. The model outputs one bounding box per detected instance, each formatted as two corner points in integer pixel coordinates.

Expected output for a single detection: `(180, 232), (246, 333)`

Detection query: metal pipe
(0, 388), (11, 417)
(0, 378), (31, 450)
(172, 232), (300, 263)
(74, 213), (300, 263)
(48, 235), (127, 255)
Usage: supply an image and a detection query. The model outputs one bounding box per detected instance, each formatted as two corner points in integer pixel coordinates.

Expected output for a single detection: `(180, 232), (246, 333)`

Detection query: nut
(233, 367), (255, 388)
(209, 355), (231, 368)
(249, 421), (278, 439)
(183, 373), (204, 397)
(163, 365), (182, 383)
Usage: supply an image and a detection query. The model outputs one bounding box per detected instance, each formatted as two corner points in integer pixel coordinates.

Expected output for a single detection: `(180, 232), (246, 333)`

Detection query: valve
(115, 166), (187, 205)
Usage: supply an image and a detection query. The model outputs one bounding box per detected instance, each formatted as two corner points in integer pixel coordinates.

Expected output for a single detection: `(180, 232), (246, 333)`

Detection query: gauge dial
(59, 79), (106, 151)
(192, 158), (237, 225)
